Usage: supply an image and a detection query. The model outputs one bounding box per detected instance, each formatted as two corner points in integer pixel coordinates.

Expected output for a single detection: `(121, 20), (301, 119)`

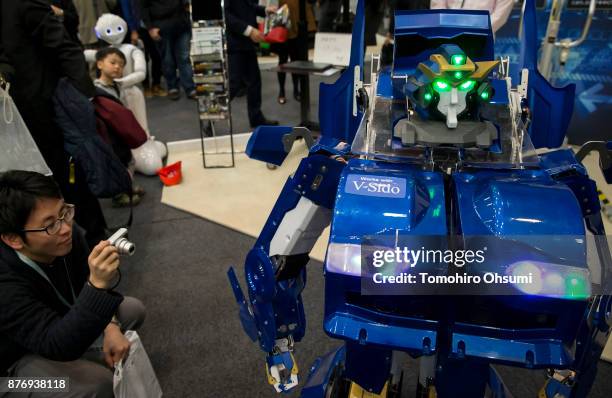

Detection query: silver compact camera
(107, 228), (135, 256)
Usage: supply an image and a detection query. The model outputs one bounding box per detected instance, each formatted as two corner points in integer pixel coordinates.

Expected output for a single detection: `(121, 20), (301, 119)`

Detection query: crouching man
(0, 170), (146, 397)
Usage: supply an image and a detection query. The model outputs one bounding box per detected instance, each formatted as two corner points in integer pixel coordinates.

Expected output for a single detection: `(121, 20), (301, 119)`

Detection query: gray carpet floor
(99, 70), (612, 397)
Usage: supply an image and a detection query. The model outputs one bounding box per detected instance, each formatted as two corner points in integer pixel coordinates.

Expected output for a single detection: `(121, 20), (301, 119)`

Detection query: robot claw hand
(265, 338), (299, 393)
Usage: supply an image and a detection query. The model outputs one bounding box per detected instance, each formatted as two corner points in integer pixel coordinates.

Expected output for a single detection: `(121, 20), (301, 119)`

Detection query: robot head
(406, 44), (499, 128)
(95, 13), (128, 46)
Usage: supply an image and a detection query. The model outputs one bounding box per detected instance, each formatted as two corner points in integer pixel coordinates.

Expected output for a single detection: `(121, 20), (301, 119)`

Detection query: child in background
(94, 47), (146, 207)
(95, 47), (128, 101)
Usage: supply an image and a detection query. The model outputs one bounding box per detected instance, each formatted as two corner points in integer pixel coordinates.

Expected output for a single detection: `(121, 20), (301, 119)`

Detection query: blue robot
(227, 1), (612, 396)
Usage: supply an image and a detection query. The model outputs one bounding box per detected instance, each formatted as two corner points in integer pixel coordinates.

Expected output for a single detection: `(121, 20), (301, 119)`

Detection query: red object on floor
(158, 161), (182, 186)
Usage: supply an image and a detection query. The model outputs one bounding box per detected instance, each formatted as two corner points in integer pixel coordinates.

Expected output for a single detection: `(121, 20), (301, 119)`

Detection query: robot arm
(114, 45), (146, 88)
(228, 152), (345, 393)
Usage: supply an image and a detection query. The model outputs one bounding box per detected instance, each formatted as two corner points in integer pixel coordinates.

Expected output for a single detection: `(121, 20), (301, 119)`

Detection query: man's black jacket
(0, 0), (95, 178)
(224, 0), (266, 52)
(140, 0), (191, 34)
(0, 0), (94, 107)
(0, 226), (123, 375)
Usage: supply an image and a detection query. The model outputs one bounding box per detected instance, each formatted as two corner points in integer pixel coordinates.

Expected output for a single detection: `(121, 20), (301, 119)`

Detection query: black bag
(52, 78), (132, 198)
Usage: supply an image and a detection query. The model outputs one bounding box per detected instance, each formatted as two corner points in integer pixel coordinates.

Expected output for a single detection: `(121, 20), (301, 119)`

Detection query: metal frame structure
(191, 0), (235, 168)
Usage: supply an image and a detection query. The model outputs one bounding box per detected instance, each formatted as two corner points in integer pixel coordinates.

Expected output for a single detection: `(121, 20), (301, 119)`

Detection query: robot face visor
(431, 79), (474, 127)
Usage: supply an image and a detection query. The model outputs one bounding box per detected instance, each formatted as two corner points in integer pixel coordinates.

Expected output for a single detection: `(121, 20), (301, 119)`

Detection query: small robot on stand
(85, 13), (167, 176)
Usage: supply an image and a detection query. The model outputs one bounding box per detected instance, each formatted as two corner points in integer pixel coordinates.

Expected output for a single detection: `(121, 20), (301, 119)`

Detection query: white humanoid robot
(85, 13), (167, 176)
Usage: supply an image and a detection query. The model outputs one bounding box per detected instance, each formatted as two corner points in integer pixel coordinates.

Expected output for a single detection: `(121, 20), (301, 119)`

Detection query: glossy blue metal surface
(245, 125), (294, 166)
(330, 158), (447, 245)
(376, 67), (393, 99)
(489, 78), (509, 105)
(450, 169), (590, 368)
(323, 158), (445, 355)
(300, 346), (345, 398)
(318, 0), (364, 144)
(227, 267), (258, 342)
(451, 332), (572, 367)
(454, 169), (585, 236)
(539, 148), (587, 176)
(393, 9), (494, 76)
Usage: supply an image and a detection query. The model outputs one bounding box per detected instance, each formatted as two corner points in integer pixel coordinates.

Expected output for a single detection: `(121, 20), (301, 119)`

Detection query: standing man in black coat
(224, 0), (279, 128)
(50, 0), (81, 45)
(0, 0), (108, 247)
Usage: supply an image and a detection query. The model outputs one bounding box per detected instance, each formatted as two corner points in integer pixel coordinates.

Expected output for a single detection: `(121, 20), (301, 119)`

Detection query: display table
(266, 61), (342, 131)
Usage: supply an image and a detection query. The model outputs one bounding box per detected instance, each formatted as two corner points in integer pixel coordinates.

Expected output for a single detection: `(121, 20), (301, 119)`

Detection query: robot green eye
(433, 80), (450, 92)
(451, 54), (466, 65)
(459, 80), (476, 91)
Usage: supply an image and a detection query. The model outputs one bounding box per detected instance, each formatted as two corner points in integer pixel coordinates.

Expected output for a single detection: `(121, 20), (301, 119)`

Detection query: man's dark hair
(95, 47), (127, 65)
(0, 170), (62, 235)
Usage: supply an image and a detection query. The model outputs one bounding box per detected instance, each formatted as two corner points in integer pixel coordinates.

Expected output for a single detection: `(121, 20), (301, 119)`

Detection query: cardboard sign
(314, 33), (352, 67)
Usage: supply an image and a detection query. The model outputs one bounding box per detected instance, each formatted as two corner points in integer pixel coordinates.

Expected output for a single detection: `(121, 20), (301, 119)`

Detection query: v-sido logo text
(345, 175), (407, 199)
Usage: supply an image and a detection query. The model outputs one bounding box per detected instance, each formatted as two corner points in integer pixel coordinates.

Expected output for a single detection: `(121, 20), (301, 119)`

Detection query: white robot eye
(106, 28), (112, 35)
(117, 26), (124, 32)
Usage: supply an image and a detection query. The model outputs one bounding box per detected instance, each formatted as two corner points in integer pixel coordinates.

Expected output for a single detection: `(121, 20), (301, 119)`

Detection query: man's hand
(266, 5), (278, 14)
(130, 30), (139, 45)
(50, 5), (64, 17)
(249, 28), (266, 43)
(148, 28), (161, 41)
(88, 241), (120, 290)
(103, 324), (130, 368)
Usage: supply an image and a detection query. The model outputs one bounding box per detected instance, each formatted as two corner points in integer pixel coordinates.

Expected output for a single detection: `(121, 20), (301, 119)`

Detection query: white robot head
(95, 14), (128, 46)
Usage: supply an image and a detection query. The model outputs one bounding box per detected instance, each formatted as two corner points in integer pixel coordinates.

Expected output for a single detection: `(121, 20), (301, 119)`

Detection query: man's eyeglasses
(22, 204), (75, 235)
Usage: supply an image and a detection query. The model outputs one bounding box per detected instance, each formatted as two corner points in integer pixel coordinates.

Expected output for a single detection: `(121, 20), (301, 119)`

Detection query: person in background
(224, 0), (279, 128)
(94, 48), (128, 100)
(118, 0), (166, 97)
(141, 0), (196, 100)
(73, 0), (119, 49)
(94, 47), (146, 208)
(388, 0), (513, 35)
(118, 0), (142, 46)
(273, 0), (316, 105)
(0, 0), (109, 247)
(50, 0), (81, 44)
(430, 0), (514, 33)
(0, 170), (145, 397)
(317, 0), (342, 32)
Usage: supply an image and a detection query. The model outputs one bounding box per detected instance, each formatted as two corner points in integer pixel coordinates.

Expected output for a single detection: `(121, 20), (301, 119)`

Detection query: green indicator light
(434, 80), (450, 92)
(454, 71), (463, 79)
(424, 92), (432, 102)
(565, 273), (590, 299)
(459, 80), (475, 91)
(451, 55), (465, 65)
(480, 91), (489, 100)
